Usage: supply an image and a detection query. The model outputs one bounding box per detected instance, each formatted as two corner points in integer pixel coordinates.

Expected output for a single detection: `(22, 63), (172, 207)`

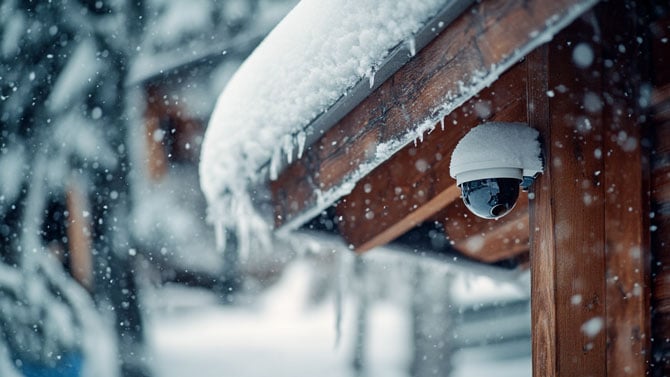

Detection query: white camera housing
(449, 122), (543, 219)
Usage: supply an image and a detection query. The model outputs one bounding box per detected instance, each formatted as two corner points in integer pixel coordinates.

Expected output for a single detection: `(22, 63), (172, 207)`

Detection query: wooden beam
(441, 194), (529, 263)
(335, 61), (527, 252)
(271, 0), (596, 231)
(342, 185), (461, 252)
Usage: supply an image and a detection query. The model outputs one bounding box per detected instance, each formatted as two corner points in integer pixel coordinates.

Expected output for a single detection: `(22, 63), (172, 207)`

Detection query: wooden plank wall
(529, 4), (652, 376)
(143, 83), (203, 181)
(144, 84), (170, 181)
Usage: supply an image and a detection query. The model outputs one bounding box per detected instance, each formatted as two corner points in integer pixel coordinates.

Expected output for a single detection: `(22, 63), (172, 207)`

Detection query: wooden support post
(529, 5), (651, 376)
(600, 2), (652, 375)
(529, 35), (607, 377)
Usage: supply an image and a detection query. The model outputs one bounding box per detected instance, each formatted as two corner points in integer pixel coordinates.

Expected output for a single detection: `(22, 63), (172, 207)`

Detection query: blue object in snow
(19, 352), (83, 377)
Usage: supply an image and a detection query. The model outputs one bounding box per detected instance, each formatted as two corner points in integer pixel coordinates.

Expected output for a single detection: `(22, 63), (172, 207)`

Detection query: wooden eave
(271, 0), (597, 258)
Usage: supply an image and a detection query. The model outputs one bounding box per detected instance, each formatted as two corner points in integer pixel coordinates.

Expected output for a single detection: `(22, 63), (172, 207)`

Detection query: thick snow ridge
(200, 0), (448, 230)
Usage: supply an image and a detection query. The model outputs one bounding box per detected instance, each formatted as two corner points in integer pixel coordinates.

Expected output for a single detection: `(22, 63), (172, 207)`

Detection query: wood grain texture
(336, 61), (528, 253)
(530, 5), (654, 376)
(271, 0), (596, 230)
(527, 45), (557, 377)
(442, 194), (529, 263)
(529, 15), (608, 376)
(600, 3), (652, 376)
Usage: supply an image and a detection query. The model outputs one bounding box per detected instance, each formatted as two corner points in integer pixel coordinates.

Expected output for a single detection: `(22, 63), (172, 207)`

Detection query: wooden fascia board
(271, 0), (598, 233)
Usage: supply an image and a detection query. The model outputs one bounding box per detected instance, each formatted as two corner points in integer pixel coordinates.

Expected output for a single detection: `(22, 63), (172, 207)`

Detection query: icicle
(366, 67), (375, 89)
(237, 210), (250, 262)
(214, 220), (227, 253)
(334, 250), (344, 348)
(256, 216), (273, 259)
(269, 145), (281, 180)
(234, 195), (253, 262)
(407, 37), (417, 57)
(283, 134), (294, 164)
(296, 131), (307, 159)
(315, 189), (326, 206)
(440, 117), (445, 131)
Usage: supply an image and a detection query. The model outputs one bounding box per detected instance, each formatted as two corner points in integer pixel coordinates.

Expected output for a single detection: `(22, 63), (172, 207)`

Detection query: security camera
(449, 122), (543, 219)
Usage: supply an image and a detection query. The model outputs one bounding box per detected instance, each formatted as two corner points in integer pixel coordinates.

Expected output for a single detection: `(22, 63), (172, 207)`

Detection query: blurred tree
(1, 0), (298, 375)
(0, 0), (147, 376)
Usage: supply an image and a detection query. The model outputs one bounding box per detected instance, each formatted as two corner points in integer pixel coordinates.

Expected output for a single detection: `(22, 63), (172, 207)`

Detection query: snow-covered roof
(200, 0), (454, 236)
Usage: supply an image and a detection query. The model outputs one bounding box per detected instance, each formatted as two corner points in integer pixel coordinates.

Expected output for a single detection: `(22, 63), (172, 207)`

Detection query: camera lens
(490, 204), (507, 217)
(460, 178), (521, 219)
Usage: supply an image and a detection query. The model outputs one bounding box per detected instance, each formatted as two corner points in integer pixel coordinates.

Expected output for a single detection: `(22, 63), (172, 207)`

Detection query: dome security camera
(449, 122), (543, 219)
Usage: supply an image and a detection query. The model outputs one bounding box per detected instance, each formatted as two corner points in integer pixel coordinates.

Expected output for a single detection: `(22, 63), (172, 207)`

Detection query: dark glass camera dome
(459, 178), (521, 219)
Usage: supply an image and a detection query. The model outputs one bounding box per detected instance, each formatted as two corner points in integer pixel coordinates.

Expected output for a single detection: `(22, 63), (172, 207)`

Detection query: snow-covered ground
(144, 260), (411, 377)
(144, 255), (531, 377)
